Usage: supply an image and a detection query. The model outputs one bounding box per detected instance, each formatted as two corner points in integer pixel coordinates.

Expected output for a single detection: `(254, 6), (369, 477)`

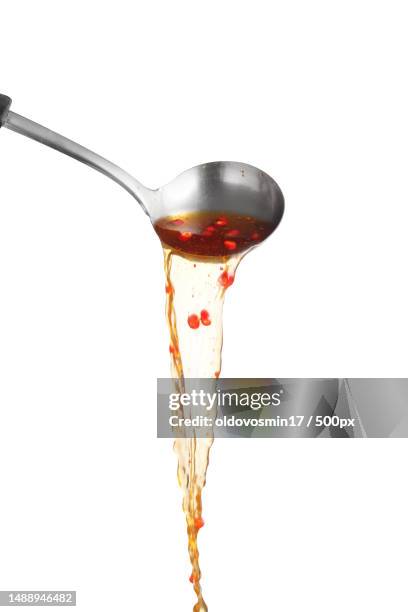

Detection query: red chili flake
(187, 314), (200, 329)
(179, 231), (193, 241)
(171, 218), (184, 226)
(169, 344), (175, 354)
(224, 240), (237, 250)
(165, 283), (173, 294)
(200, 309), (211, 326)
(215, 217), (228, 226)
(189, 572), (197, 584)
(214, 370), (220, 379)
(225, 229), (240, 237)
(202, 225), (216, 237)
(251, 231), (260, 240)
(218, 270), (235, 288)
(194, 517), (205, 530)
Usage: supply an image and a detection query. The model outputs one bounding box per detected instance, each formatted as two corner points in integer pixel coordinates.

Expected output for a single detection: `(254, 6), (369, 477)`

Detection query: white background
(1, 1), (407, 611)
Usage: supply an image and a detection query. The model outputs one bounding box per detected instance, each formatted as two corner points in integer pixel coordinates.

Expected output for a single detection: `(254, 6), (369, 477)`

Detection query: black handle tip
(0, 94), (12, 127)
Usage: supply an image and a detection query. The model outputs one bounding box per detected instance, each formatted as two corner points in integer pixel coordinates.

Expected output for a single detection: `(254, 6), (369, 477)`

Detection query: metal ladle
(0, 94), (284, 230)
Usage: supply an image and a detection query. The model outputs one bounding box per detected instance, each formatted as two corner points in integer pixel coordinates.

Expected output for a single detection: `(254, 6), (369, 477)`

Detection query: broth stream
(155, 211), (274, 611)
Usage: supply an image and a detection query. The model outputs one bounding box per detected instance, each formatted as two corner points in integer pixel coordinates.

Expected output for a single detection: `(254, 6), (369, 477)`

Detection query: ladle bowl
(156, 161), (284, 226)
(0, 94), (284, 236)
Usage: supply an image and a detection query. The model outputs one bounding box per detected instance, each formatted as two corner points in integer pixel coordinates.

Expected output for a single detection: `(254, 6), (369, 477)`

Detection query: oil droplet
(188, 314), (200, 329)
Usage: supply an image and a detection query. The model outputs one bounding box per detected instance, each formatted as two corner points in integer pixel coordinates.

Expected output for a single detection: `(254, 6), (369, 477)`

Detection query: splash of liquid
(155, 212), (272, 611)
(164, 250), (240, 611)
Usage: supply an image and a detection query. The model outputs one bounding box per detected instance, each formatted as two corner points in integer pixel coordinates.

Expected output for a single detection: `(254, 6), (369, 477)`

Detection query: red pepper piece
(179, 231), (193, 241)
(187, 314), (200, 329)
(215, 217), (228, 226)
(225, 229), (240, 237)
(218, 270), (235, 288)
(194, 517), (205, 530)
(200, 309), (211, 326)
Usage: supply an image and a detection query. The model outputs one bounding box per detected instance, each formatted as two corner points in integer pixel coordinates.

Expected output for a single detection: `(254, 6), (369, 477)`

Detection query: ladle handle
(0, 95), (150, 215)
